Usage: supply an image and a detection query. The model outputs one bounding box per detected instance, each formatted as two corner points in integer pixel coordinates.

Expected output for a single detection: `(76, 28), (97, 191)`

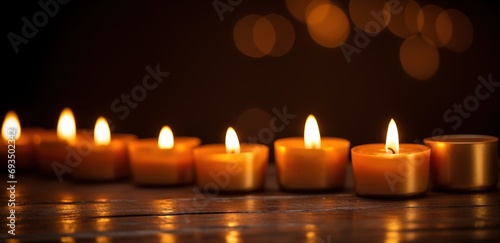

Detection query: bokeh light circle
(349, 0), (390, 35)
(253, 17), (276, 55)
(234, 14), (295, 58)
(400, 35), (440, 80)
(306, 3), (350, 48)
(417, 4), (445, 47)
(387, 0), (421, 38)
(265, 14), (296, 57)
(234, 15), (266, 58)
(436, 9), (473, 53)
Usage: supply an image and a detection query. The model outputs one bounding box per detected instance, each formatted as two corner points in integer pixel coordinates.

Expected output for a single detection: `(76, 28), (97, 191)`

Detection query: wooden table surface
(2, 164), (499, 242)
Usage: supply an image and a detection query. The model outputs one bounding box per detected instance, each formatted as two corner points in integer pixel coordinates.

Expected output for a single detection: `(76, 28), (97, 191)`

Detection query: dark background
(2, 1), (499, 153)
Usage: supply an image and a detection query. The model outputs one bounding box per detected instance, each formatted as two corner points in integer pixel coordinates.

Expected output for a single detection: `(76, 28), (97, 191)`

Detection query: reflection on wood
(2, 164), (499, 242)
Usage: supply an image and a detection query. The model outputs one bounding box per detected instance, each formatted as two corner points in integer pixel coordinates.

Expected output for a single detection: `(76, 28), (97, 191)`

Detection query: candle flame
(158, 126), (174, 149)
(94, 116), (111, 146)
(57, 107), (76, 144)
(2, 111), (21, 141)
(385, 118), (399, 154)
(304, 114), (321, 149)
(225, 127), (240, 154)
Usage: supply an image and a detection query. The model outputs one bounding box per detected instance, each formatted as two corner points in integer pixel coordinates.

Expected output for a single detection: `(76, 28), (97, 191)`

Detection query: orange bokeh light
(285, 0), (328, 23)
(417, 4), (445, 47)
(234, 15), (266, 58)
(387, 0), (421, 38)
(400, 35), (440, 80)
(436, 9), (473, 53)
(265, 14), (295, 57)
(349, 0), (390, 35)
(306, 3), (350, 48)
(234, 14), (295, 58)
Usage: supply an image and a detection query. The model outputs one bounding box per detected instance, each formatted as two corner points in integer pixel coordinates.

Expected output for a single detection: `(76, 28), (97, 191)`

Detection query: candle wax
(194, 144), (268, 192)
(351, 144), (430, 197)
(424, 134), (498, 191)
(71, 134), (136, 181)
(274, 137), (350, 191)
(128, 137), (200, 185)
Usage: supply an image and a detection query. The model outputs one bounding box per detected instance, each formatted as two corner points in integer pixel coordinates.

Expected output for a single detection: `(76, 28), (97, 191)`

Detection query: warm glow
(386, 0), (421, 38)
(225, 230), (240, 243)
(417, 4), (445, 47)
(399, 35), (439, 80)
(233, 15), (266, 58)
(2, 110), (21, 141)
(349, 0), (390, 34)
(158, 126), (174, 149)
(234, 14), (294, 58)
(264, 14), (295, 57)
(385, 119), (399, 154)
(304, 114), (321, 149)
(436, 9), (473, 53)
(306, 3), (350, 48)
(285, 0), (328, 22)
(253, 16), (276, 55)
(57, 108), (76, 144)
(94, 116), (110, 146)
(225, 127), (240, 154)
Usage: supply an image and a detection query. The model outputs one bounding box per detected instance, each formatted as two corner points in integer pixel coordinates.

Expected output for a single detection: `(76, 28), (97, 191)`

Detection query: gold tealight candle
(274, 115), (350, 191)
(34, 107), (78, 176)
(351, 119), (430, 197)
(194, 127), (268, 192)
(128, 126), (201, 185)
(424, 134), (498, 191)
(71, 117), (136, 181)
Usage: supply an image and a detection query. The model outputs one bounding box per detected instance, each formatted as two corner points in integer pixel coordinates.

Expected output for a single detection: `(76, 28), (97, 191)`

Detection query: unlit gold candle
(424, 134), (498, 191)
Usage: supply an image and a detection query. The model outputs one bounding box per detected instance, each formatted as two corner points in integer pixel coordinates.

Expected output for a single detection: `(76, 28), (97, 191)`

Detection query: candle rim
(129, 136), (200, 147)
(274, 137), (350, 149)
(351, 143), (430, 155)
(424, 134), (498, 144)
(194, 143), (268, 154)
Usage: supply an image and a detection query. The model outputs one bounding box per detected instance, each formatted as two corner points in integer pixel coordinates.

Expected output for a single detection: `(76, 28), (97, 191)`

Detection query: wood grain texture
(1, 164), (499, 242)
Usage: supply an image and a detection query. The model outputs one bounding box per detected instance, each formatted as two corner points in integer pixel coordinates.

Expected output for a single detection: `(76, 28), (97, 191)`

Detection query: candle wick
(387, 148), (395, 154)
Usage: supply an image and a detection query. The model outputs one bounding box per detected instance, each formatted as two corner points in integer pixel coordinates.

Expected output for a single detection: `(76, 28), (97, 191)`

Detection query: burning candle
(194, 127), (268, 192)
(71, 117), (136, 181)
(274, 115), (350, 191)
(351, 119), (430, 197)
(424, 134), (498, 191)
(34, 107), (79, 176)
(1, 111), (36, 170)
(128, 126), (201, 185)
